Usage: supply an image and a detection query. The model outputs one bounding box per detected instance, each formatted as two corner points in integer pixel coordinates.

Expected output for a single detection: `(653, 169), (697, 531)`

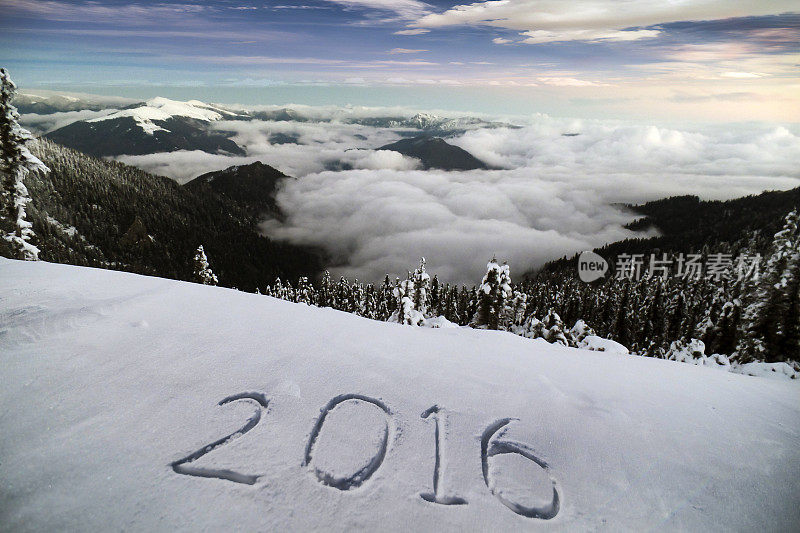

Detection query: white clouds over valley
(112, 107), (800, 284)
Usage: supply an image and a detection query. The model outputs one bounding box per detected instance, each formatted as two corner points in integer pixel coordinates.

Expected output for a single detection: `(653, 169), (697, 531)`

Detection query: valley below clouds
(88, 107), (800, 284)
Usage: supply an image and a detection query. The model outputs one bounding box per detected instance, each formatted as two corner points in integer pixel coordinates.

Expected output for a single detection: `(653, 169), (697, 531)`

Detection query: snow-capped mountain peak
(408, 112), (442, 129)
(85, 97), (241, 135)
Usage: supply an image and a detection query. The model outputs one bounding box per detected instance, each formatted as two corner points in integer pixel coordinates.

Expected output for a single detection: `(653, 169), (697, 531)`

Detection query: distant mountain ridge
(14, 91), (139, 114)
(378, 135), (490, 171)
(26, 93), (521, 165)
(45, 98), (246, 157)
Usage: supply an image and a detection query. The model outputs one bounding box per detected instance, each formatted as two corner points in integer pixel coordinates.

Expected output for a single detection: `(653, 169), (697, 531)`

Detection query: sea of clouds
(110, 110), (800, 284)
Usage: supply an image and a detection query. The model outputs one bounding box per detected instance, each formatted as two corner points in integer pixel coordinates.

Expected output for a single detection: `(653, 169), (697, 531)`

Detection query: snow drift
(1, 258), (799, 531)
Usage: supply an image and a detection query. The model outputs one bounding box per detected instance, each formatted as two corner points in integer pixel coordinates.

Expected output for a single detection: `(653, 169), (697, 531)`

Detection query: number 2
(170, 392), (269, 485)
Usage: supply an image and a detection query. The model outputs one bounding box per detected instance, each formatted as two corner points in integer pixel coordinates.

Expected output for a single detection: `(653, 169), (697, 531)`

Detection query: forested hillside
(184, 161), (288, 220)
(18, 139), (323, 290)
(539, 188), (800, 275)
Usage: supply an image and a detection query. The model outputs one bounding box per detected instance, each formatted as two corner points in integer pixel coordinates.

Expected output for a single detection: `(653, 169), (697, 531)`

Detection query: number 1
(420, 405), (467, 505)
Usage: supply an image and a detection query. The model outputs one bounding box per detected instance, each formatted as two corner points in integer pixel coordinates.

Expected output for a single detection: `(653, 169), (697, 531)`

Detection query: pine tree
(737, 209), (800, 362)
(471, 257), (513, 330)
(542, 308), (570, 346)
(335, 276), (350, 311)
(378, 275), (394, 320)
(429, 274), (441, 316)
(411, 257), (431, 318)
(1, 68), (47, 260)
(296, 276), (314, 304)
(318, 270), (333, 307)
(390, 272), (424, 326)
(351, 280), (365, 316)
(192, 245), (218, 285)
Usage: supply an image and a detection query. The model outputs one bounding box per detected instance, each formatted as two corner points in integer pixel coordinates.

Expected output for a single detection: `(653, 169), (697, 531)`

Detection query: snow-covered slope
(1, 258), (798, 531)
(86, 97), (241, 134)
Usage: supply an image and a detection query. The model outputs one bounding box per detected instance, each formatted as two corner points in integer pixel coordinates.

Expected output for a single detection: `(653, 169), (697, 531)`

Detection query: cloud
(21, 109), (120, 134)
(116, 115), (409, 182)
(520, 28), (661, 44)
(389, 48), (429, 54)
(11, 27), (294, 42)
(492, 37), (513, 44)
(413, 0), (799, 43)
(109, 106), (800, 285)
(261, 167), (641, 284)
(262, 115), (800, 284)
(394, 28), (430, 35)
(2, 0), (213, 24)
(323, 0), (432, 20)
(272, 5), (332, 9)
(537, 77), (605, 87)
(720, 71), (764, 78)
(670, 92), (765, 103)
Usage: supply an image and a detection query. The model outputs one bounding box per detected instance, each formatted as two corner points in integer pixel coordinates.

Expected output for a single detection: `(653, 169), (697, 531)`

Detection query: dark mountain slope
(184, 161), (289, 219)
(535, 187), (800, 277)
(45, 116), (244, 157)
(378, 135), (489, 171)
(22, 139), (322, 290)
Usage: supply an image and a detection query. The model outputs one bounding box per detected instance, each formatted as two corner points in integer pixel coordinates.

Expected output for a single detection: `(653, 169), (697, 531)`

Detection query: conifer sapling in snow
(193, 245), (218, 286)
(0, 68), (47, 260)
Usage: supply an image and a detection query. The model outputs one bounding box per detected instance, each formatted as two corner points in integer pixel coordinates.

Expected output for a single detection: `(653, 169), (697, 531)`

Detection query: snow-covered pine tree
(736, 209), (800, 363)
(363, 284), (378, 319)
(389, 272), (424, 326)
(506, 290), (528, 330)
(570, 319), (596, 346)
(192, 245), (218, 285)
(274, 277), (285, 299)
(317, 270), (333, 307)
(296, 276), (314, 304)
(517, 313), (547, 340)
(334, 276), (350, 311)
(471, 257), (513, 330)
(542, 308), (570, 346)
(411, 257), (430, 318)
(1, 68), (47, 260)
(380, 275), (395, 317)
(351, 280), (365, 316)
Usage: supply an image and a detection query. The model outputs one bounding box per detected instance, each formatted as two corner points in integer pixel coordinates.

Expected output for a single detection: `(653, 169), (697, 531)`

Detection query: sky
(1, 0), (799, 121)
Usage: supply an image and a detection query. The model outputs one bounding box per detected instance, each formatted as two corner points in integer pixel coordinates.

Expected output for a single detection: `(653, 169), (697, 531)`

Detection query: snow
(86, 97), (238, 135)
(577, 335), (629, 354)
(423, 315), (460, 329)
(661, 338), (798, 380)
(46, 215), (78, 237)
(1, 258), (799, 531)
(734, 361), (800, 381)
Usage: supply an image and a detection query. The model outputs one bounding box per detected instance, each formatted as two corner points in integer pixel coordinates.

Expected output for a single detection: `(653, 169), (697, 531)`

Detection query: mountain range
(24, 95), (513, 161)
(23, 139), (322, 290)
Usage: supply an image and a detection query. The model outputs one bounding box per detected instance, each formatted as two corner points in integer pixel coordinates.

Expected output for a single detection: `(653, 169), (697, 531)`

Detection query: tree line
(197, 207), (799, 365)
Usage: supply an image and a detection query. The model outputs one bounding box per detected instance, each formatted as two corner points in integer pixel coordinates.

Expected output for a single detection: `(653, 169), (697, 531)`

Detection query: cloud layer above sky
(111, 106), (800, 284)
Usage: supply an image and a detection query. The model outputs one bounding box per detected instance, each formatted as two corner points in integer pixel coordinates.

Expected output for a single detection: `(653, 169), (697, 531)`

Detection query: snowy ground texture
(1, 258), (799, 532)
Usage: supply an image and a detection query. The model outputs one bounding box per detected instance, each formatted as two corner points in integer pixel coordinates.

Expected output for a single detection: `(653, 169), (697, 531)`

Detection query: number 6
(481, 418), (560, 519)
